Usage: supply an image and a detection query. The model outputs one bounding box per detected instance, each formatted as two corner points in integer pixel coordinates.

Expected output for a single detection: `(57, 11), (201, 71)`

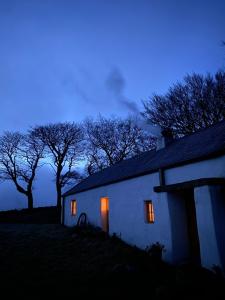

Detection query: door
(185, 189), (201, 264)
(100, 197), (109, 233)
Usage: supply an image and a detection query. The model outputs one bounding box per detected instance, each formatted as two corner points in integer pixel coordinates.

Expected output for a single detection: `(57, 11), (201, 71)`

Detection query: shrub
(145, 242), (165, 261)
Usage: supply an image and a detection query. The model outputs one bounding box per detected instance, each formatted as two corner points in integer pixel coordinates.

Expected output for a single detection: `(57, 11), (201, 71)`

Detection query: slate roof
(64, 120), (225, 196)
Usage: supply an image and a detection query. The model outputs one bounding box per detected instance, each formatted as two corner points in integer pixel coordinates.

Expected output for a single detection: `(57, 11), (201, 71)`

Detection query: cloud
(105, 68), (139, 113)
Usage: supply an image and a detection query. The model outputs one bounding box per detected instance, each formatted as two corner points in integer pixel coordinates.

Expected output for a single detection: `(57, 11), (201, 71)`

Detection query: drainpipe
(157, 128), (173, 186)
(159, 168), (165, 186)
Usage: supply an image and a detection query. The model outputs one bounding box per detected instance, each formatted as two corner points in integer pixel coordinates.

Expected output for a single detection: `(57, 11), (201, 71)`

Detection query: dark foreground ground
(0, 224), (225, 299)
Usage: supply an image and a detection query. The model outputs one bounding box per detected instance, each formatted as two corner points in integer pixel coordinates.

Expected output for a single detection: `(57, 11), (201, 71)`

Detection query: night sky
(0, 0), (225, 209)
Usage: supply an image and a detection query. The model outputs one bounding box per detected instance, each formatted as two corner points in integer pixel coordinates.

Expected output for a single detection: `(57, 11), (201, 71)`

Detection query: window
(71, 200), (77, 216)
(145, 200), (154, 223)
(100, 197), (109, 232)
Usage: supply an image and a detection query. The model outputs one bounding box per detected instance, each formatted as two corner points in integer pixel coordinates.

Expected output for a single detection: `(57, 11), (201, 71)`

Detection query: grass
(0, 223), (224, 299)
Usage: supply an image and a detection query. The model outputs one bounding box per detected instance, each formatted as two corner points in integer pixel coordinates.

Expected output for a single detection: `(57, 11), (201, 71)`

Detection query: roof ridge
(172, 119), (225, 143)
(64, 149), (156, 195)
(87, 148), (156, 176)
(63, 120), (225, 197)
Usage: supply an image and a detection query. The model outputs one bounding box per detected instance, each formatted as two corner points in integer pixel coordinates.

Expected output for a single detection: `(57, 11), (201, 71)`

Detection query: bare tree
(84, 115), (156, 175)
(142, 71), (225, 136)
(32, 122), (84, 208)
(0, 131), (44, 210)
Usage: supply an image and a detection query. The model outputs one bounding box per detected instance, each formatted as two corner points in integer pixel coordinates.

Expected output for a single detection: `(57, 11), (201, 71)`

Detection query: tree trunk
(56, 181), (62, 209)
(27, 193), (33, 211)
(56, 164), (63, 209)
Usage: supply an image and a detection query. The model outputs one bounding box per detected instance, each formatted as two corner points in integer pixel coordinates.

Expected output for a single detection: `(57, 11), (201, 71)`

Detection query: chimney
(156, 128), (173, 150)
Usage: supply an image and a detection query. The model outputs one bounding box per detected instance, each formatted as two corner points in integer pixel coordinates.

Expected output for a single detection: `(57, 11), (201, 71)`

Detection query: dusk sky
(0, 0), (225, 133)
(0, 0), (225, 210)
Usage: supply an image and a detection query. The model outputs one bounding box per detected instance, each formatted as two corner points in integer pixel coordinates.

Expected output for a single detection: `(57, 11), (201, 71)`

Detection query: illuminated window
(145, 200), (154, 223)
(71, 200), (77, 216)
(100, 197), (109, 232)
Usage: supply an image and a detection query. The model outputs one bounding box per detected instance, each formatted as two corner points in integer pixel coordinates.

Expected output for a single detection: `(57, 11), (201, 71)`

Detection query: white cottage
(62, 120), (225, 270)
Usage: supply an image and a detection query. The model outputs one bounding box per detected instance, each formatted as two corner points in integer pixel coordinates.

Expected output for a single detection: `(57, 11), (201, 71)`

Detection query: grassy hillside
(0, 224), (224, 299)
(0, 206), (60, 223)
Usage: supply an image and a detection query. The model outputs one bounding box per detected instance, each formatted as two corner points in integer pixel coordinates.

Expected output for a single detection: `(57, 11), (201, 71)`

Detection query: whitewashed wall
(164, 154), (225, 184)
(64, 171), (173, 262)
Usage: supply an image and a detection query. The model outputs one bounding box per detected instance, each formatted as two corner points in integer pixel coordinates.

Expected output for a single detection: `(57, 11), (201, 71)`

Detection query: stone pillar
(158, 192), (174, 263)
(194, 185), (225, 270)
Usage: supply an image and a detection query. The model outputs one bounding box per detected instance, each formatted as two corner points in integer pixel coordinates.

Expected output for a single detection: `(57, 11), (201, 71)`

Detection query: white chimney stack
(134, 117), (173, 150)
(156, 128), (174, 150)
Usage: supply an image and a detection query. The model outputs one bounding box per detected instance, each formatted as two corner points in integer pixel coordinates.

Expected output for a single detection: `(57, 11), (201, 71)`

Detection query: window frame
(71, 200), (77, 216)
(144, 200), (155, 224)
